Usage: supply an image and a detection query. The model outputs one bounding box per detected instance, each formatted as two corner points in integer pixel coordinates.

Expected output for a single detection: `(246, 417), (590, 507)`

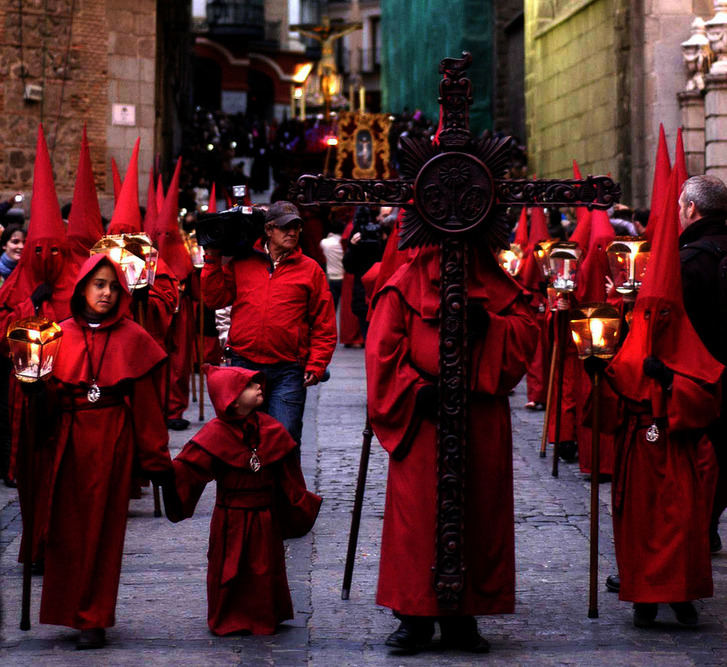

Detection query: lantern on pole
(90, 233), (158, 292)
(7, 315), (63, 631)
(183, 231), (205, 269)
(568, 302), (621, 620)
(7, 316), (63, 384)
(533, 239), (557, 280)
(606, 236), (650, 296)
(497, 243), (524, 276)
(569, 303), (622, 359)
(548, 241), (583, 293)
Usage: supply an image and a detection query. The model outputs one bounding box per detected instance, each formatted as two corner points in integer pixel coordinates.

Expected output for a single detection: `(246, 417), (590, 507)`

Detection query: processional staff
(290, 52), (621, 609)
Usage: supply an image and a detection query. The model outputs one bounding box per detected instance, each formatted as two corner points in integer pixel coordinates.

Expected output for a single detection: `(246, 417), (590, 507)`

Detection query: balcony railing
(206, 0), (265, 39)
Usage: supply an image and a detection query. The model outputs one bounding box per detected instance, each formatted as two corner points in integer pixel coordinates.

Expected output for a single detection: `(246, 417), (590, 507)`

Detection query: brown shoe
(76, 628), (106, 650)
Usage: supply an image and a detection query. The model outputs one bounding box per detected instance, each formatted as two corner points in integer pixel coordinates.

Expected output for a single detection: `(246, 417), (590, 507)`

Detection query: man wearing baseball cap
(202, 200), (336, 445)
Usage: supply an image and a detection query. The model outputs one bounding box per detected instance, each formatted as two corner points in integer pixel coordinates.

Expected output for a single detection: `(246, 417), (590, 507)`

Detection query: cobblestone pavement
(2, 345), (727, 665)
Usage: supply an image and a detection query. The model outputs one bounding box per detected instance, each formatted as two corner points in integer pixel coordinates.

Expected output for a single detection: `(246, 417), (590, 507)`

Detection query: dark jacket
(679, 215), (727, 364)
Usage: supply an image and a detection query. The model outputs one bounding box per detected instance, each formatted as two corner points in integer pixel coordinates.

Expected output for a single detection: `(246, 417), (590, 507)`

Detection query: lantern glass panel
(498, 243), (523, 276)
(569, 304), (621, 360)
(533, 239), (556, 279)
(606, 237), (650, 295)
(6, 317), (63, 382)
(548, 243), (582, 293)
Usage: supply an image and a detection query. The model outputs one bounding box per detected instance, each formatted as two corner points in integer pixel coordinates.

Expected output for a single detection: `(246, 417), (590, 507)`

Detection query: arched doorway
(246, 69), (274, 121)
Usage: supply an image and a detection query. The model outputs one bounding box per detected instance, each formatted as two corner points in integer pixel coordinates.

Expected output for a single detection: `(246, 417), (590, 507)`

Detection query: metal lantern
(569, 303), (622, 360)
(497, 243), (524, 276)
(7, 316), (63, 383)
(548, 241), (583, 293)
(183, 231), (205, 269)
(532, 239), (557, 280)
(90, 233), (157, 291)
(606, 236), (650, 296)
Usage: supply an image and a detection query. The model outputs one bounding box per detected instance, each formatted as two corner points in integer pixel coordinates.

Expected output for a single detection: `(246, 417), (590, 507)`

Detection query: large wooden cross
(290, 52), (620, 609)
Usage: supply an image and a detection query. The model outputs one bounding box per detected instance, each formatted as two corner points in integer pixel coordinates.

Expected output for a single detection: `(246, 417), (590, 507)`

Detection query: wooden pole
(198, 285), (205, 422)
(540, 325), (558, 458)
(19, 388), (38, 631)
(190, 331), (197, 404)
(551, 309), (568, 477)
(588, 370), (601, 618)
(341, 412), (373, 600)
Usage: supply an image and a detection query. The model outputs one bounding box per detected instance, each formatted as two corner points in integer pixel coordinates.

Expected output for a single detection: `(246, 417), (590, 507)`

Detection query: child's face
(84, 264), (121, 317)
(230, 381), (264, 417)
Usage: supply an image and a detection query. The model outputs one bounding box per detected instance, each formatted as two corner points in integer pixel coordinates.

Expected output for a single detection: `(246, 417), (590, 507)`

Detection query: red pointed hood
(575, 209), (614, 302)
(208, 182), (217, 213)
(513, 207), (529, 248)
(646, 124), (672, 241)
(108, 138), (142, 234)
(528, 206), (549, 246)
(143, 169), (157, 234)
(111, 157), (122, 204)
(67, 126), (104, 251)
(206, 365), (264, 420)
(569, 160), (592, 250)
(673, 127), (688, 193)
(152, 157), (194, 281)
(156, 173), (165, 214)
(607, 163), (723, 411)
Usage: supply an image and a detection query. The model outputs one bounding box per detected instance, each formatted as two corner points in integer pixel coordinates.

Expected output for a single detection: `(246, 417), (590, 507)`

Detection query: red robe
(339, 222), (363, 345)
(170, 365), (321, 635)
(366, 247), (538, 615)
(39, 255), (172, 630)
(605, 376), (718, 602)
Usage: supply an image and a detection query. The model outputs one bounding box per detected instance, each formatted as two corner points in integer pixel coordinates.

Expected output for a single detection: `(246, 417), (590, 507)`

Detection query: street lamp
(606, 236), (650, 296)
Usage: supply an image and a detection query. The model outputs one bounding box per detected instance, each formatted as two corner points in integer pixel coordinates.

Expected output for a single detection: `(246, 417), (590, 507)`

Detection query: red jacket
(202, 239), (336, 379)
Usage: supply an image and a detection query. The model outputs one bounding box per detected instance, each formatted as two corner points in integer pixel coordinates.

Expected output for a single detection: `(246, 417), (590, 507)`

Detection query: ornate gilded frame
(334, 111), (392, 180)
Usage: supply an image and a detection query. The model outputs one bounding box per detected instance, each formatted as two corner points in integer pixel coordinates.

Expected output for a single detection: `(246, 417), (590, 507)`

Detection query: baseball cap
(265, 201), (303, 227)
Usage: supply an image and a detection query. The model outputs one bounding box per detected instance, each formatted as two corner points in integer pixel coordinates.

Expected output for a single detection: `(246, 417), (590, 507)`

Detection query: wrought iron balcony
(206, 0), (265, 39)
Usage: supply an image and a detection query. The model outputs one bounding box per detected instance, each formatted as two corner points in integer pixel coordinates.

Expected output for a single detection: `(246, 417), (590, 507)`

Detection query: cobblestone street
(2, 345), (727, 665)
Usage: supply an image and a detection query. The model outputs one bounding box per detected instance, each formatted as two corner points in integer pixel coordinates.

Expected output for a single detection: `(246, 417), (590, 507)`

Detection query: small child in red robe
(165, 365), (321, 635)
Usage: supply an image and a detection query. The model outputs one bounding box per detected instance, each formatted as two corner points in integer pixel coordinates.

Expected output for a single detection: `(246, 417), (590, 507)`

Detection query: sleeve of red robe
(169, 441), (215, 522)
(276, 453), (322, 539)
(365, 289), (431, 460)
(667, 373), (721, 433)
(144, 273), (177, 345)
(131, 372), (173, 474)
(470, 295), (539, 396)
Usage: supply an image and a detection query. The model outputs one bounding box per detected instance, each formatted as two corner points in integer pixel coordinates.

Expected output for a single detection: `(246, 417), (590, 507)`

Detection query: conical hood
(67, 125), (104, 250)
(156, 173), (165, 214)
(513, 207), (528, 248)
(108, 138), (142, 234)
(673, 127), (688, 192)
(528, 206), (549, 246)
(111, 157), (122, 204)
(646, 124), (671, 241)
(575, 209), (614, 302)
(569, 160), (592, 250)
(607, 162), (722, 409)
(208, 182), (217, 213)
(143, 169), (157, 234)
(153, 157), (194, 281)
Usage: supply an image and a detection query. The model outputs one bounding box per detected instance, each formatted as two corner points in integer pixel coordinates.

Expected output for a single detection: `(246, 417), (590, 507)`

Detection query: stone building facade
(524, 0), (714, 206)
(1, 0), (188, 215)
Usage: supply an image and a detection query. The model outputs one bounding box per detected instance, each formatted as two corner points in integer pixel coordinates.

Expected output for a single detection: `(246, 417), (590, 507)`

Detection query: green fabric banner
(381, 0), (494, 134)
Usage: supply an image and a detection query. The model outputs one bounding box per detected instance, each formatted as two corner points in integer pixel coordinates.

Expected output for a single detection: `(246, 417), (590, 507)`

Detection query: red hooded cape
(170, 365), (321, 635)
(39, 254), (171, 630)
(366, 243), (538, 615)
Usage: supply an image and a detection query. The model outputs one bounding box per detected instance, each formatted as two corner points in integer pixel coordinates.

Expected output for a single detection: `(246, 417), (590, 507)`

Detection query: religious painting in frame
(334, 111), (392, 180)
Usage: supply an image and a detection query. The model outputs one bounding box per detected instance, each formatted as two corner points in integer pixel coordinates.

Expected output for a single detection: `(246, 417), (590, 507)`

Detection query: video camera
(194, 185), (266, 257)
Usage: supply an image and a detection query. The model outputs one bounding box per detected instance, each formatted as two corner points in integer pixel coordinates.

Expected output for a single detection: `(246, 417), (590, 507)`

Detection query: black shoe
(3, 476), (17, 488)
(76, 628), (106, 650)
(710, 531), (722, 554)
(558, 441), (578, 463)
(524, 401), (545, 411)
(605, 574), (620, 593)
(167, 418), (190, 431)
(633, 603), (658, 628)
(439, 618), (490, 653)
(670, 601), (698, 626)
(384, 618), (434, 654)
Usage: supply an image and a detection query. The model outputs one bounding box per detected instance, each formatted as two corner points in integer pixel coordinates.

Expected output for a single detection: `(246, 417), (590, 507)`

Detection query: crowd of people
(1, 115), (726, 657)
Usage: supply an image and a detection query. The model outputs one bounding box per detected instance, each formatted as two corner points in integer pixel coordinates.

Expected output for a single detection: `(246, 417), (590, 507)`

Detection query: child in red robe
(166, 365), (321, 635)
(39, 255), (172, 649)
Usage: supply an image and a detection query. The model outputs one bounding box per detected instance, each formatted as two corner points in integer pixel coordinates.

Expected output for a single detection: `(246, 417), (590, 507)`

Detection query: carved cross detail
(290, 52), (620, 610)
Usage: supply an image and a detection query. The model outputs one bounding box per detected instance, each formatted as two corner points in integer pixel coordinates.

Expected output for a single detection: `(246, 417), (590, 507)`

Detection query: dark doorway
(247, 69), (274, 121)
(194, 56), (222, 110)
